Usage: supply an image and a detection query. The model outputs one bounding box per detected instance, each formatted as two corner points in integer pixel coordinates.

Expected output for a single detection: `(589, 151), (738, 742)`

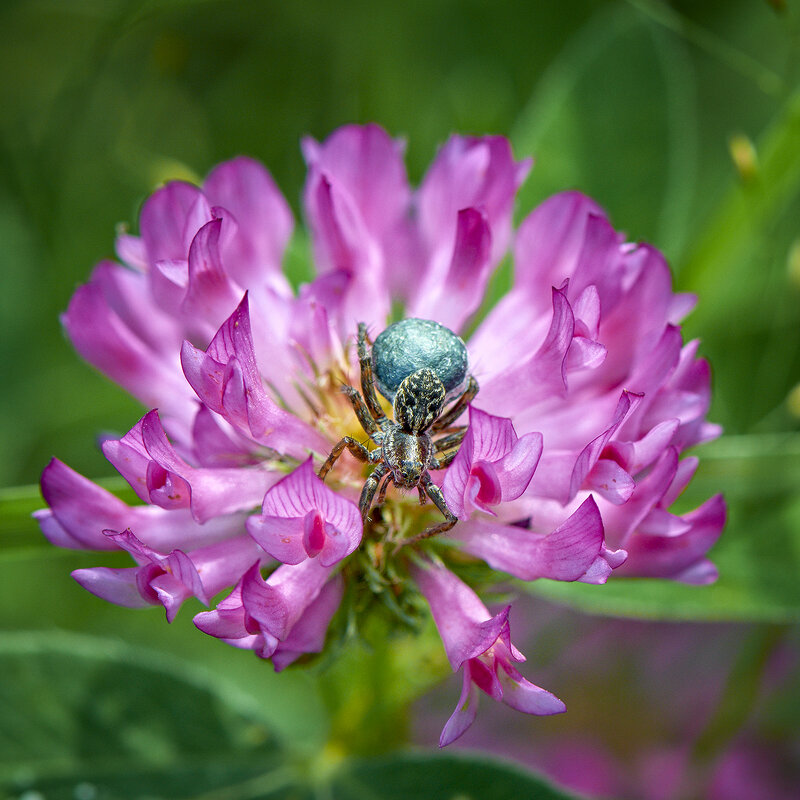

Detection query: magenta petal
(418, 135), (529, 271)
(103, 410), (278, 523)
(194, 582), (250, 640)
(250, 458), (362, 566)
(180, 295), (328, 458)
(39, 458), (132, 550)
(63, 282), (193, 419)
(618, 494), (726, 580)
(513, 191), (605, 297)
(455, 496), (607, 582)
(495, 432), (544, 501)
(38, 458), (249, 554)
(271, 575), (344, 671)
(439, 668), (480, 748)
(247, 515), (307, 565)
(443, 407), (542, 518)
(586, 459), (635, 505)
(412, 562), (508, 669)
(182, 218), (241, 328)
(606, 419), (680, 475)
(302, 171), (391, 329)
(567, 391), (640, 503)
(72, 567), (151, 609)
(409, 207), (492, 332)
(203, 156), (294, 288)
(139, 181), (211, 265)
(499, 672), (566, 716)
(479, 287), (574, 416)
(241, 559), (333, 640)
(115, 232), (147, 270)
(302, 124), (410, 246)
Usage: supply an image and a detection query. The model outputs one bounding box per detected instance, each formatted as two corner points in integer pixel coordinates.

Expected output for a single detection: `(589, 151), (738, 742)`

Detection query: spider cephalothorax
(318, 318), (479, 543)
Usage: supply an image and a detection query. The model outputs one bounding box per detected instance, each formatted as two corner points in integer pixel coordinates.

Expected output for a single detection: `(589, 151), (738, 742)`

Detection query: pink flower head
(39, 124), (724, 724)
(413, 561), (565, 746)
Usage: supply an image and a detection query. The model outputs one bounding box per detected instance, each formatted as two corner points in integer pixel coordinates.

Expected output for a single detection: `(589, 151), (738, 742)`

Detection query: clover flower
(37, 123), (724, 745)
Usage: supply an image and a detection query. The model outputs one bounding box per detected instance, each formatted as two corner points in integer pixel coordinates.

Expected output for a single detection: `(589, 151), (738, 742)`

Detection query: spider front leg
(377, 472), (394, 507)
(318, 436), (372, 480)
(433, 375), (479, 430)
(359, 463), (390, 523)
(398, 473), (458, 546)
(357, 323), (387, 424)
(427, 428), (468, 471)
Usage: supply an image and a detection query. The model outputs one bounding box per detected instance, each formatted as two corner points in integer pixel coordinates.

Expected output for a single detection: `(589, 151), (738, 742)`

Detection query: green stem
(318, 613), (449, 756)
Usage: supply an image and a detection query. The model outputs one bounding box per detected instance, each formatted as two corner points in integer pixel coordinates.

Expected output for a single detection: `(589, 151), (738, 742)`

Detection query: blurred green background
(2, 0), (800, 798)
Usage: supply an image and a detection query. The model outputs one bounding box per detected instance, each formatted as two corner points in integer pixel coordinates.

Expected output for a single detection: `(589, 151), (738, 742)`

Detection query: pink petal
(617, 494), (726, 580)
(301, 124), (410, 246)
(194, 582), (250, 640)
(272, 575), (344, 671)
(182, 217), (242, 330)
(103, 410), (278, 523)
(180, 295), (328, 458)
(439, 668), (480, 747)
(241, 559), (333, 641)
(203, 156), (294, 289)
(412, 562), (508, 670)
(409, 207), (492, 333)
(585, 459), (635, 505)
(499, 672), (566, 716)
(139, 181), (211, 266)
(62, 282), (194, 420)
(443, 407), (542, 518)
(72, 567), (151, 608)
(479, 287), (574, 415)
(250, 458), (362, 567)
(566, 391), (640, 503)
(417, 135), (530, 272)
(513, 191), (605, 299)
(454, 496), (609, 582)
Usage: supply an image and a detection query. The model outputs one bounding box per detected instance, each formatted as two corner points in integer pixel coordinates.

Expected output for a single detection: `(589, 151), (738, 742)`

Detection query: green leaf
(526, 434), (800, 622)
(0, 630), (291, 799)
(511, 3), (698, 263)
(329, 752), (579, 800)
(0, 631), (579, 800)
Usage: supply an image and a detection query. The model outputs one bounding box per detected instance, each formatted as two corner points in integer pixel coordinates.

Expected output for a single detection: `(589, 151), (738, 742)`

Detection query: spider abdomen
(372, 318), (468, 402)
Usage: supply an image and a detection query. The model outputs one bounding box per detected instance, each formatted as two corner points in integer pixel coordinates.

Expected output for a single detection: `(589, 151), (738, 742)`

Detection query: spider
(318, 319), (479, 543)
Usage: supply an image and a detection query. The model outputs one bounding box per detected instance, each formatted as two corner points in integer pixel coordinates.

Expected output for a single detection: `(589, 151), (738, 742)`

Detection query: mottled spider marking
(393, 368), (446, 434)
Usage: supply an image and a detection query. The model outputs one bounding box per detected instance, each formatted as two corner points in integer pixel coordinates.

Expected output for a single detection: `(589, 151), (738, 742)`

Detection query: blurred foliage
(3, 0), (800, 796)
(0, 631), (576, 799)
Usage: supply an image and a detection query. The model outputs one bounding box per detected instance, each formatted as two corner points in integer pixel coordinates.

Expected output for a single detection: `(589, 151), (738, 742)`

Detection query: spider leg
(342, 384), (382, 440)
(358, 322), (388, 425)
(359, 463), (390, 523)
(433, 375), (479, 430)
(417, 485), (427, 505)
(398, 474), (458, 545)
(318, 436), (372, 480)
(376, 472), (394, 507)
(433, 428), (467, 453)
(428, 428), (467, 470)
